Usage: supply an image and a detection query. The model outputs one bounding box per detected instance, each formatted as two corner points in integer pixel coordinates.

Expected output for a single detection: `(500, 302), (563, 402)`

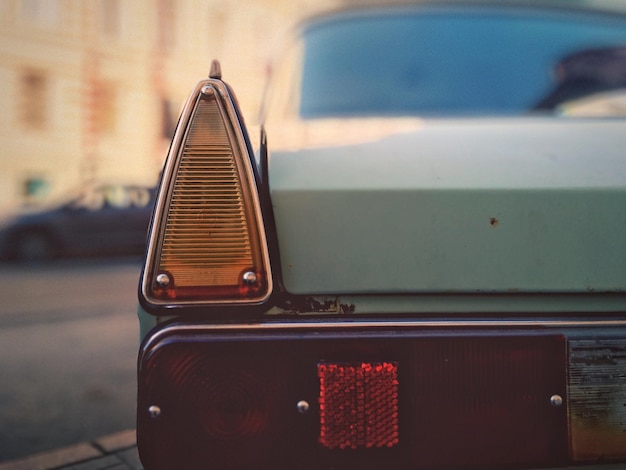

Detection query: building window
(21, 0), (59, 27)
(23, 177), (50, 201)
(157, 0), (176, 52)
(94, 81), (117, 135)
(19, 69), (48, 130)
(0, 0), (10, 19)
(100, 0), (121, 38)
(207, 7), (227, 56)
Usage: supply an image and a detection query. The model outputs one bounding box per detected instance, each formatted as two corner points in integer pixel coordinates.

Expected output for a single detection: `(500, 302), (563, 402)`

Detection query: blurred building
(0, 0), (337, 216)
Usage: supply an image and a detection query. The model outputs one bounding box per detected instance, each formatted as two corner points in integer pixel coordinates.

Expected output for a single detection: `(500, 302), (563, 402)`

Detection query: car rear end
(136, 2), (626, 468)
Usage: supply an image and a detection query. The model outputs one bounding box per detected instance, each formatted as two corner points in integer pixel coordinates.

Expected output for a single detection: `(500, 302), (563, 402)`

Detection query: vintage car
(136, 1), (626, 469)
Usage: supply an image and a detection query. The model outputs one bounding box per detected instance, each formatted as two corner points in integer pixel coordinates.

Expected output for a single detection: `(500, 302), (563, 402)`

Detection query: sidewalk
(4, 433), (626, 470)
(0, 430), (141, 470)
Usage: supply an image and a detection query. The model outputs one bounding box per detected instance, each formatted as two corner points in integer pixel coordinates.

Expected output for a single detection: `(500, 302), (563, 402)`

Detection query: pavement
(0, 430), (141, 470)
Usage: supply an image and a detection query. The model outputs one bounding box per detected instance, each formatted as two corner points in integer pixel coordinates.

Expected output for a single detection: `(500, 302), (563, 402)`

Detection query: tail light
(140, 74), (272, 310)
(138, 324), (574, 469)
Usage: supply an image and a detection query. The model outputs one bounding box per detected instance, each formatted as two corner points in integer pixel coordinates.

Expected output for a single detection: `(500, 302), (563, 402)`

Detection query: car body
(136, 1), (626, 469)
(0, 184), (154, 261)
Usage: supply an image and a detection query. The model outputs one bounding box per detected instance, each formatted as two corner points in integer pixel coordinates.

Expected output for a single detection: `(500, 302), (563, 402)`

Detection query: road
(0, 259), (142, 462)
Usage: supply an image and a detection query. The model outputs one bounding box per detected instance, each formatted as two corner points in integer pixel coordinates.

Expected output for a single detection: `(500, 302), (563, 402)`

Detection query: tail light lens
(140, 78), (272, 309)
(138, 325), (572, 469)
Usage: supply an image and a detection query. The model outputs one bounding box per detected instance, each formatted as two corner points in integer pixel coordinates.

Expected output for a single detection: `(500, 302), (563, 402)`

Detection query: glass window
(100, 0), (121, 38)
(207, 6), (227, 56)
(0, 0), (9, 18)
(21, 0), (59, 27)
(299, 6), (626, 118)
(19, 69), (48, 129)
(157, 0), (177, 52)
(23, 177), (50, 200)
(94, 81), (117, 134)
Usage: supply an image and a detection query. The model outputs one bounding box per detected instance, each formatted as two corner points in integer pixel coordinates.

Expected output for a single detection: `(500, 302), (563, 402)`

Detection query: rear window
(299, 6), (626, 118)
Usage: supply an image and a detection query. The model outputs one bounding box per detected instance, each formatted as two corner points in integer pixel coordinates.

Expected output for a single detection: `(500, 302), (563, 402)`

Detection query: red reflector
(318, 362), (399, 449)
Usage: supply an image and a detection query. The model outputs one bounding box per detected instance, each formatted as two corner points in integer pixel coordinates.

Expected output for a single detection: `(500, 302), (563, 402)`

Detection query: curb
(0, 430), (141, 470)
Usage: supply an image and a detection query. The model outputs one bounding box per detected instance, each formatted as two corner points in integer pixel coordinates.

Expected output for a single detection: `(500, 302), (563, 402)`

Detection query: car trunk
(268, 117), (626, 295)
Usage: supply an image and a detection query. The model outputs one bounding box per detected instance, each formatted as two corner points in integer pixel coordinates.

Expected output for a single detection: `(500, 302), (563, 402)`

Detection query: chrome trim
(140, 79), (273, 309)
(141, 318), (626, 352)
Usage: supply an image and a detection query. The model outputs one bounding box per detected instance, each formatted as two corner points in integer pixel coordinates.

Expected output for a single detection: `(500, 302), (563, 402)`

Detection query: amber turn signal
(141, 78), (271, 308)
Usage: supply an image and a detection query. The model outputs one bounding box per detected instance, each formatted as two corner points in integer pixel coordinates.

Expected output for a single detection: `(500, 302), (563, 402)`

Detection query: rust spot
(280, 296), (338, 313)
(489, 217), (499, 227)
(308, 298), (336, 312)
(340, 304), (356, 314)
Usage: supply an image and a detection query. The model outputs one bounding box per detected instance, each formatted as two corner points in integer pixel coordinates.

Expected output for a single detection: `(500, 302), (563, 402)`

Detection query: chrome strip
(142, 318), (626, 351)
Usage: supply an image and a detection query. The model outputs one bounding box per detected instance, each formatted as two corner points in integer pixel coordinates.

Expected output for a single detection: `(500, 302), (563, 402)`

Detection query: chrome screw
(201, 85), (214, 96)
(550, 394), (563, 407)
(296, 400), (310, 414)
(148, 405), (161, 418)
(242, 271), (257, 285)
(155, 273), (171, 288)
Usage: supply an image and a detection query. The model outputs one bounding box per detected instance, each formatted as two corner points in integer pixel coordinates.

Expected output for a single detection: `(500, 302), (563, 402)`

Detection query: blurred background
(0, 0), (338, 462)
(0, 0), (341, 217)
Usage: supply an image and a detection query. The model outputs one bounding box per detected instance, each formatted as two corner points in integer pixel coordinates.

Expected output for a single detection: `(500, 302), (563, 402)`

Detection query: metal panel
(269, 118), (626, 295)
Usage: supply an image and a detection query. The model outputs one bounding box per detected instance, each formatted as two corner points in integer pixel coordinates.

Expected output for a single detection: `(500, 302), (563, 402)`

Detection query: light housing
(137, 323), (571, 470)
(140, 78), (272, 311)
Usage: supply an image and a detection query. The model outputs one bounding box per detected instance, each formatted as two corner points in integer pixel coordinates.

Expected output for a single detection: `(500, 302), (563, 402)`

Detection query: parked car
(0, 184), (155, 262)
(136, 1), (626, 469)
